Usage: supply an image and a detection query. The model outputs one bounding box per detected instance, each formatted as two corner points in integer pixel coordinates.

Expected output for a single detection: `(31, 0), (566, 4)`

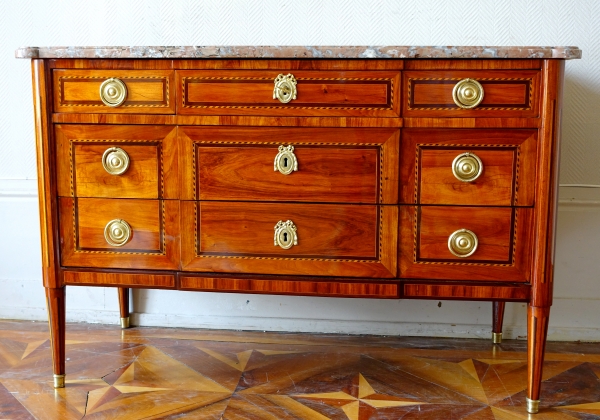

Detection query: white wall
(1, 0), (599, 340)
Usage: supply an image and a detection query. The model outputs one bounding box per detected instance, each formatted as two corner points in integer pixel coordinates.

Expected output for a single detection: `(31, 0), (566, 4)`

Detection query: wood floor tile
(0, 321), (600, 419)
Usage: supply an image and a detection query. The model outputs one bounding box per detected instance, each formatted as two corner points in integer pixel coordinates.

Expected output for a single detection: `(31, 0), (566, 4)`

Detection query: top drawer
(403, 70), (540, 118)
(177, 70), (400, 117)
(53, 70), (175, 114)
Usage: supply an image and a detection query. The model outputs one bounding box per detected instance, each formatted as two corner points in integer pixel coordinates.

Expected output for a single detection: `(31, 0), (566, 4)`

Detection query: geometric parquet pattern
(0, 321), (599, 419)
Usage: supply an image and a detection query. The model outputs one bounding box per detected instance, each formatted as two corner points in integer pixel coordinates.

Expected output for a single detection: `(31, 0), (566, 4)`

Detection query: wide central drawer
(181, 201), (398, 278)
(180, 126), (399, 203)
(177, 69), (401, 117)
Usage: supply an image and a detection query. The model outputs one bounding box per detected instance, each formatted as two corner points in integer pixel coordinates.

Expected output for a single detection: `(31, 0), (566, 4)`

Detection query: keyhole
(283, 157), (288, 167)
(283, 232), (288, 242)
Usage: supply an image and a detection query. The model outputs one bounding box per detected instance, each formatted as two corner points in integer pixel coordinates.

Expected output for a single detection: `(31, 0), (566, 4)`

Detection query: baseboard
(2, 307), (599, 342)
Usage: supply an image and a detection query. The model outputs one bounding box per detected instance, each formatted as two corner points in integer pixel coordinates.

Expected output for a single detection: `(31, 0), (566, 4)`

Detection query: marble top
(15, 45), (582, 60)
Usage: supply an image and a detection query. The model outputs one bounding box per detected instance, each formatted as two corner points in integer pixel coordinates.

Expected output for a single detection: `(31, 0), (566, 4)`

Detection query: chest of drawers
(19, 45), (581, 414)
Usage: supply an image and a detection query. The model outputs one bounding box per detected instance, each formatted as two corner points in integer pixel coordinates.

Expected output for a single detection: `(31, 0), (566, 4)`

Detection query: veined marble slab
(15, 45), (582, 59)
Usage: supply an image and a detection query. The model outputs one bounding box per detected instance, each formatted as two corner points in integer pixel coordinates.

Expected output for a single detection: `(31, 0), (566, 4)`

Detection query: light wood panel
(403, 70), (541, 118)
(400, 129), (537, 206)
(400, 206), (533, 281)
(179, 126), (399, 203)
(177, 69), (401, 117)
(53, 69), (175, 113)
(56, 125), (178, 199)
(59, 197), (180, 270)
(181, 201), (397, 278)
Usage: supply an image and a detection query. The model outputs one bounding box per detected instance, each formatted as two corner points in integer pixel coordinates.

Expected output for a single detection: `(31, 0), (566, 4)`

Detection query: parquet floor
(0, 320), (599, 419)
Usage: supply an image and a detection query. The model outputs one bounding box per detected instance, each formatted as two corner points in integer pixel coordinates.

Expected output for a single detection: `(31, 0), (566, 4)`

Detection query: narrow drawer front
(403, 70), (540, 117)
(59, 198), (180, 270)
(180, 126), (399, 203)
(181, 202), (398, 278)
(401, 129), (537, 206)
(400, 206), (532, 281)
(56, 125), (178, 199)
(53, 69), (175, 114)
(177, 70), (400, 117)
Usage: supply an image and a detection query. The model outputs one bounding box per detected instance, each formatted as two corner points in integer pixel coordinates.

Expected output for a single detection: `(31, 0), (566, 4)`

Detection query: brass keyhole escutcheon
(448, 229), (478, 258)
(452, 78), (484, 109)
(102, 147), (130, 176)
(452, 152), (483, 183)
(274, 220), (298, 250)
(274, 145), (298, 175)
(104, 219), (132, 247)
(273, 73), (297, 104)
(99, 78), (128, 107)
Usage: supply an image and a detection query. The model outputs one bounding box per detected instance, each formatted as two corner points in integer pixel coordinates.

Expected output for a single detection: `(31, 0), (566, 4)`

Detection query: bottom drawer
(400, 206), (532, 281)
(59, 197), (180, 270)
(181, 201), (398, 278)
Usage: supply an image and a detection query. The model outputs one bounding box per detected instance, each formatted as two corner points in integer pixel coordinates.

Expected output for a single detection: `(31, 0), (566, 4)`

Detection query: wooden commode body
(17, 45), (582, 414)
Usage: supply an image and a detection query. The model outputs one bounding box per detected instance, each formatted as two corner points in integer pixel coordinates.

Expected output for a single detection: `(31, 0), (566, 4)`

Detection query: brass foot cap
(526, 397), (540, 414)
(492, 332), (503, 344)
(120, 317), (130, 329)
(53, 374), (65, 388)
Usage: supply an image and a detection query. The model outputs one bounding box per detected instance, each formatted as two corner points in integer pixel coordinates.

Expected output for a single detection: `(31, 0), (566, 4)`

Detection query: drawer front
(401, 129), (537, 206)
(403, 70), (540, 117)
(177, 70), (400, 117)
(181, 201), (397, 278)
(180, 126), (399, 203)
(53, 70), (175, 114)
(400, 206), (532, 281)
(56, 125), (178, 199)
(59, 198), (180, 270)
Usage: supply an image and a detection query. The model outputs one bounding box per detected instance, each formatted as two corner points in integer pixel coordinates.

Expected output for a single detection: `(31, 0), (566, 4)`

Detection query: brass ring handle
(273, 74), (297, 104)
(274, 145), (298, 175)
(102, 147), (130, 175)
(99, 78), (128, 107)
(274, 220), (298, 249)
(104, 219), (132, 247)
(448, 229), (478, 258)
(452, 152), (483, 183)
(452, 78), (484, 109)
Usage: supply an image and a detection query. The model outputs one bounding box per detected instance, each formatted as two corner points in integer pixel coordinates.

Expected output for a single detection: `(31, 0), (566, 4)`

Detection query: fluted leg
(527, 305), (550, 414)
(45, 287), (65, 388)
(118, 287), (130, 329)
(492, 301), (506, 344)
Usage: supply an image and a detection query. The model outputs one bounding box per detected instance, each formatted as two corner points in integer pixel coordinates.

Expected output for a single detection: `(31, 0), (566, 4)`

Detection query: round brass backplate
(452, 152), (483, 182)
(102, 147), (130, 175)
(104, 219), (132, 247)
(99, 78), (128, 107)
(448, 229), (478, 258)
(452, 78), (484, 109)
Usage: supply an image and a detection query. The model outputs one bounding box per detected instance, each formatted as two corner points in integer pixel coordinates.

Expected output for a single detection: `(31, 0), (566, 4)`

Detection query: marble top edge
(15, 45), (582, 60)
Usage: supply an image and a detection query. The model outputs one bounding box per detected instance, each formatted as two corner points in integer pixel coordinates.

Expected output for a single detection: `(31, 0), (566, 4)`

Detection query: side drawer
(181, 201), (398, 278)
(53, 69), (175, 114)
(56, 125), (178, 199)
(59, 198), (180, 270)
(403, 70), (540, 118)
(400, 129), (537, 206)
(177, 69), (400, 117)
(400, 206), (533, 281)
(180, 126), (399, 203)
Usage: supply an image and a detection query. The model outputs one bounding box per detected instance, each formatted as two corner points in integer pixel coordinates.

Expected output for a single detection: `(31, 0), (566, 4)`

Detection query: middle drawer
(180, 126), (399, 204)
(181, 201), (398, 278)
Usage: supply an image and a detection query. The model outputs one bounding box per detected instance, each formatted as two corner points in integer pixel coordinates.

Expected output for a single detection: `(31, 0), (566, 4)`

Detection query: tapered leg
(492, 301), (506, 344)
(527, 305), (550, 414)
(45, 287), (65, 388)
(118, 287), (130, 329)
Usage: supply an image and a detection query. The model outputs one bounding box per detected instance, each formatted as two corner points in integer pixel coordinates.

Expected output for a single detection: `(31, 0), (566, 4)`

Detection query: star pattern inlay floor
(0, 320), (599, 419)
